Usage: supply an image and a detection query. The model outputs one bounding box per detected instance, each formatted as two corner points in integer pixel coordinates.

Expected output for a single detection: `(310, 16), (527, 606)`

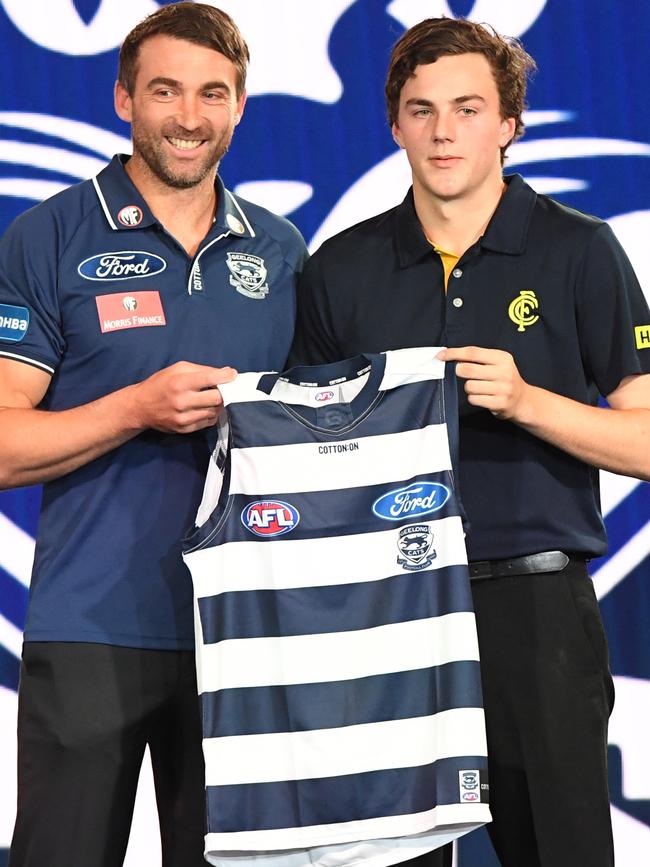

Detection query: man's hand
(437, 346), (531, 421)
(130, 362), (237, 433)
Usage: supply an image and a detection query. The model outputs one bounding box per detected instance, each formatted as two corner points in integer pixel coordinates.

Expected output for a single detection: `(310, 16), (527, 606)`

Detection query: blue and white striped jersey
(183, 347), (490, 867)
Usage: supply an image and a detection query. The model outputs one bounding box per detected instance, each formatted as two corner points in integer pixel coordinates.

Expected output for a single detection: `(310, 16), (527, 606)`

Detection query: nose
(177, 95), (202, 131)
(431, 110), (455, 143)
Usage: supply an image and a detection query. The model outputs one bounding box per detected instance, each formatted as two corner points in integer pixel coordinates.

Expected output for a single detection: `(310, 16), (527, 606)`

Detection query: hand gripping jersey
(183, 347), (490, 867)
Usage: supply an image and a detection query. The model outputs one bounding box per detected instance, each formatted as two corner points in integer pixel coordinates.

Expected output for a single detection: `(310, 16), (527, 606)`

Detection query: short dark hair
(386, 17), (536, 162)
(118, 2), (249, 98)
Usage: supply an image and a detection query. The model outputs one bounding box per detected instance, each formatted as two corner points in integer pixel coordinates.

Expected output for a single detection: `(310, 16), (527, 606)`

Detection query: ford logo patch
(242, 500), (300, 537)
(78, 251), (167, 281)
(372, 482), (450, 521)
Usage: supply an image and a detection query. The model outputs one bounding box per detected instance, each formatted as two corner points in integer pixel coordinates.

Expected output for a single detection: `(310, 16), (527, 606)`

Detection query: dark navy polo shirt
(289, 174), (650, 561)
(0, 155), (307, 648)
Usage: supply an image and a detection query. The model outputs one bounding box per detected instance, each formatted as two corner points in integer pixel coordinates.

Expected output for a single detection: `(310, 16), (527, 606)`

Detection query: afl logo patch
(117, 205), (143, 227)
(315, 390), (334, 402)
(226, 252), (269, 300)
(242, 500), (300, 537)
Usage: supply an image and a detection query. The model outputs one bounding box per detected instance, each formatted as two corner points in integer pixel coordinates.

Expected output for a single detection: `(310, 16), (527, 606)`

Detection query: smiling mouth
(166, 137), (205, 150)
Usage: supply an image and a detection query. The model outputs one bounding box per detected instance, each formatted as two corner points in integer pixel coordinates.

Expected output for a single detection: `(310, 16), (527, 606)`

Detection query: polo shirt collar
(92, 154), (255, 239)
(480, 173), (537, 254)
(394, 188), (433, 268)
(93, 155), (157, 231)
(394, 172), (537, 266)
(213, 174), (256, 238)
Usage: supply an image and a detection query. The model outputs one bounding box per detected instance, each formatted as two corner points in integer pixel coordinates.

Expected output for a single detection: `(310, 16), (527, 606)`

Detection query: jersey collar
(394, 173), (537, 267)
(92, 154), (255, 239)
(92, 155), (157, 231)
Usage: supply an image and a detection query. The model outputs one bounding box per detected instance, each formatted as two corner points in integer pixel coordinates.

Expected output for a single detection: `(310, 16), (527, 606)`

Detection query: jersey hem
(23, 630), (194, 650)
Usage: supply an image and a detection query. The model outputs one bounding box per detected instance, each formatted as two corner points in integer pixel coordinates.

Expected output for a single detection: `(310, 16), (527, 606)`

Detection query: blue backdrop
(0, 2), (649, 865)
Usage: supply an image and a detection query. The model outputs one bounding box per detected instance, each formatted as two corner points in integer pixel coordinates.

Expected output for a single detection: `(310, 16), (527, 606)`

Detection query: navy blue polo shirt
(0, 155), (307, 648)
(289, 174), (650, 561)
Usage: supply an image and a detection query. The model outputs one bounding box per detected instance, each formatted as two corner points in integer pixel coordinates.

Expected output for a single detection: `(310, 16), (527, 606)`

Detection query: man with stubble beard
(0, 4), (307, 866)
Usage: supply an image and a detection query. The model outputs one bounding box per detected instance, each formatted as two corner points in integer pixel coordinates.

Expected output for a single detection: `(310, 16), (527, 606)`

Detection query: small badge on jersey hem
(0, 303), (29, 342)
(635, 324), (650, 349)
(242, 500), (300, 537)
(373, 482), (450, 521)
(459, 769), (489, 804)
(397, 524), (436, 571)
(95, 291), (166, 333)
(226, 252), (269, 300)
(117, 205), (143, 227)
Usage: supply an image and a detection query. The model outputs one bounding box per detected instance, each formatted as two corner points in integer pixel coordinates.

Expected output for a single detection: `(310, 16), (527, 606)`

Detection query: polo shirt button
(452, 268), (463, 278)
(452, 297), (463, 308)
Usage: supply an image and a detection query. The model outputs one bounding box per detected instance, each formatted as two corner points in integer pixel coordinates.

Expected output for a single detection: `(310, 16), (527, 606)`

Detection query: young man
(289, 17), (650, 867)
(0, 4), (307, 866)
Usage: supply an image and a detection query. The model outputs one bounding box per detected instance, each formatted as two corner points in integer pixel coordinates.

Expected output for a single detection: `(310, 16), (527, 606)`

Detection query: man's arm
(0, 358), (236, 490)
(438, 346), (650, 481)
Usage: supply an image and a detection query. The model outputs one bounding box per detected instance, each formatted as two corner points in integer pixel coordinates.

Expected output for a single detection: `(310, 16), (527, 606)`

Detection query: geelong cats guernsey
(183, 347), (490, 867)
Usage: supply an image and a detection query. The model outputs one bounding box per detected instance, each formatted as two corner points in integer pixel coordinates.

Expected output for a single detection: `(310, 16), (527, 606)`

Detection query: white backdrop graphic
(0, 1), (648, 865)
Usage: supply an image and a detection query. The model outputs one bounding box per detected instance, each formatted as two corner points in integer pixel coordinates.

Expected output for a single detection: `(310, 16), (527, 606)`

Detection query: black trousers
(470, 561), (615, 867)
(9, 642), (206, 867)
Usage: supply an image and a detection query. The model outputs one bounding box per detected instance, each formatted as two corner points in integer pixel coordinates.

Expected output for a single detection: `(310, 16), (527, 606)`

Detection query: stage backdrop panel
(0, 2), (648, 866)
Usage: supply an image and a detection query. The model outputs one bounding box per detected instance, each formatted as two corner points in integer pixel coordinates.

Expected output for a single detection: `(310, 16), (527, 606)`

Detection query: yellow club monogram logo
(508, 290), (540, 332)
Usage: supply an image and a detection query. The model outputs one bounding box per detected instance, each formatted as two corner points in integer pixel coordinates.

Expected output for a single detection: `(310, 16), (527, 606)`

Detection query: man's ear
(114, 80), (133, 124)
(234, 91), (247, 126)
(392, 121), (405, 149)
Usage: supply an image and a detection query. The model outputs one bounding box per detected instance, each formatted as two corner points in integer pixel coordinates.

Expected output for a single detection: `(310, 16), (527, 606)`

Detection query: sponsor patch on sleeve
(95, 291), (166, 334)
(0, 303), (30, 342)
(635, 325), (650, 349)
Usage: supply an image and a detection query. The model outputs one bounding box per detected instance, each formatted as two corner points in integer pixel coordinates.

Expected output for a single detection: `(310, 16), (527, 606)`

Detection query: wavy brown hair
(118, 2), (249, 98)
(386, 17), (536, 163)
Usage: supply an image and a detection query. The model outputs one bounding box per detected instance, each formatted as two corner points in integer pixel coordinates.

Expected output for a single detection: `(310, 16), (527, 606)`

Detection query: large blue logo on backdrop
(0, 1), (648, 864)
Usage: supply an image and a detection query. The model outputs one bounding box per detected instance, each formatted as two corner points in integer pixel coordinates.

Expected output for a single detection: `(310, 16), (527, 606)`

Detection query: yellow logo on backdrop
(635, 325), (650, 349)
(508, 290), (539, 332)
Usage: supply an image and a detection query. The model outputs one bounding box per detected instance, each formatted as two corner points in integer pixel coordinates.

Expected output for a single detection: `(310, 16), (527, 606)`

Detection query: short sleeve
(0, 207), (65, 374)
(575, 222), (650, 396)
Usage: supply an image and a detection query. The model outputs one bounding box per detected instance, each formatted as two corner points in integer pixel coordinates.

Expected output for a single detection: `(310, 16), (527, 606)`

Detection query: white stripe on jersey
(197, 610), (479, 693)
(229, 423), (452, 494)
(380, 347), (446, 390)
(204, 707), (487, 786)
(191, 515), (467, 597)
(204, 805), (483, 864)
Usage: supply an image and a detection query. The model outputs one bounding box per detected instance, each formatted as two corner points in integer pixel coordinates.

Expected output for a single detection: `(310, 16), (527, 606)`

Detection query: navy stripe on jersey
(206, 756), (488, 833)
(198, 563), (472, 644)
(227, 378), (442, 448)
(200, 471), (460, 546)
(202, 661), (483, 738)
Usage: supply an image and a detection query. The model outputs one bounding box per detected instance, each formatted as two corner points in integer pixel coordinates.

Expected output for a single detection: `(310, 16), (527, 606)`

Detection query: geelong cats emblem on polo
(226, 252), (269, 299)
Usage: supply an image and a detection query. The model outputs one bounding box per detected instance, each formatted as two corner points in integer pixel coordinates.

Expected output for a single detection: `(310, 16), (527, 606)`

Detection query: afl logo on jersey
(373, 482), (450, 521)
(117, 205), (143, 227)
(315, 390), (334, 402)
(242, 500), (300, 537)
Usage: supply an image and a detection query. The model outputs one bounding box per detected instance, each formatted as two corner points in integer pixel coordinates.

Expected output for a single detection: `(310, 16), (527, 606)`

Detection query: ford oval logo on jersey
(77, 251), (167, 281)
(372, 482), (450, 521)
(241, 500), (300, 537)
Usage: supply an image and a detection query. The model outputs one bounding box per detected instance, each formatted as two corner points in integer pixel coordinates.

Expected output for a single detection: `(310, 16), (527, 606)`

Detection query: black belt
(468, 550), (574, 581)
